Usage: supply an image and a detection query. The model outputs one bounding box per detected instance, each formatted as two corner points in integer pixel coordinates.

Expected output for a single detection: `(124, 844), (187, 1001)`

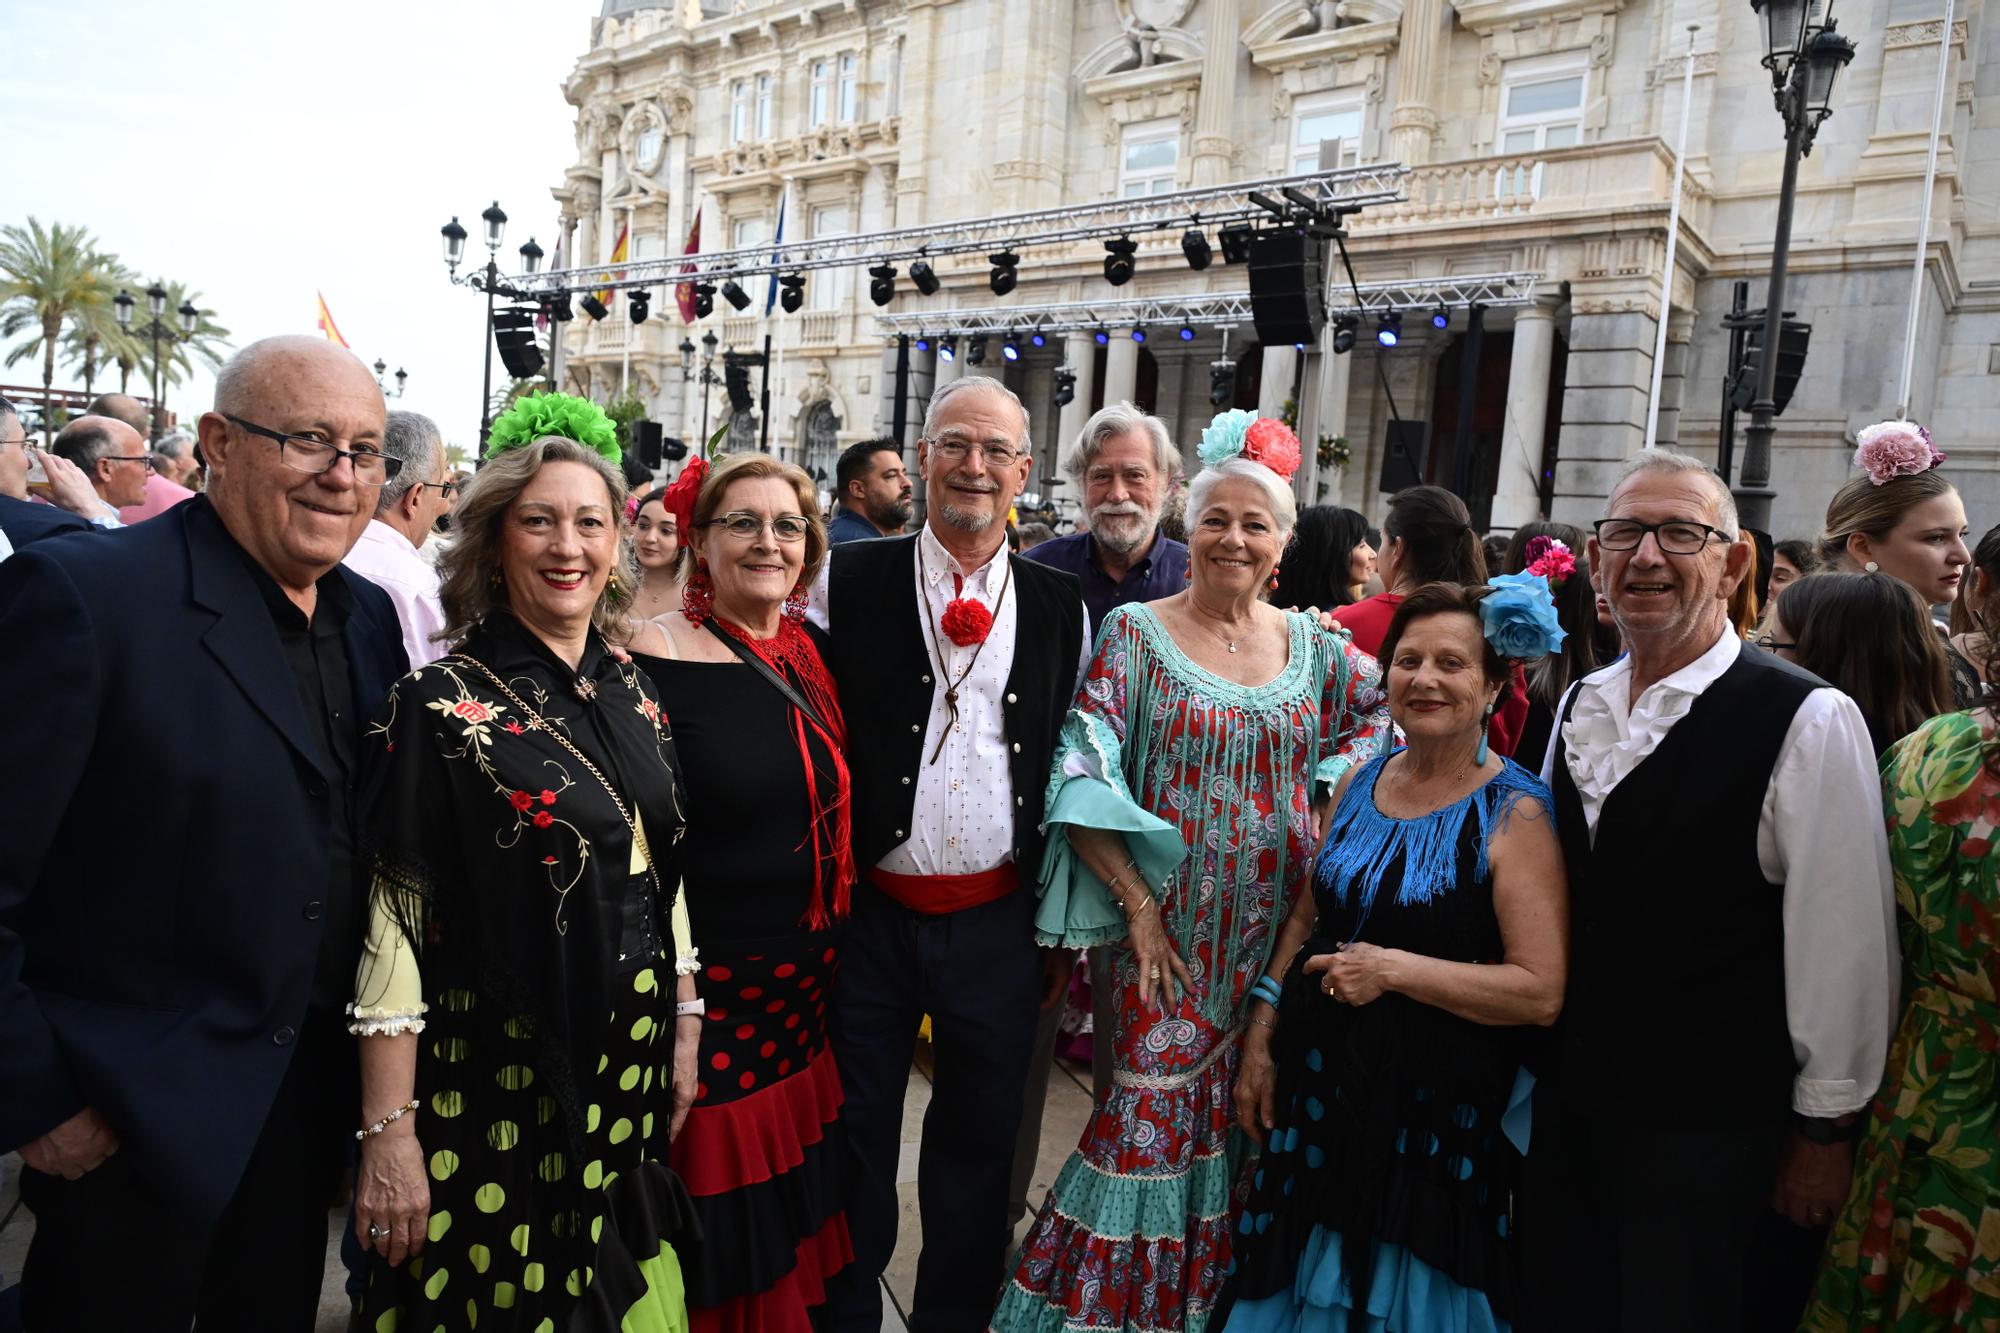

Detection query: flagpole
(765, 180), (792, 457)
(621, 204), (635, 400)
(1895, 0), (1954, 419)
(1643, 23), (1698, 452)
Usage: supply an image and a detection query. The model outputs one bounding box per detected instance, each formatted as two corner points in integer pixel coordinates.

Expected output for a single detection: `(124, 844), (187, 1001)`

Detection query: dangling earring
(683, 561), (714, 626)
(1864, 561), (1880, 573)
(1269, 564), (1282, 594)
(488, 568), (504, 592)
(1475, 703), (1495, 766)
(607, 570), (622, 599)
(783, 579), (809, 624)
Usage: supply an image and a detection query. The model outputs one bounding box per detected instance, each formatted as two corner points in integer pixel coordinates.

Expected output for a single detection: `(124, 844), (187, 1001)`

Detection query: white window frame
(810, 60), (832, 128)
(754, 73), (773, 140)
(1117, 118), (1180, 198)
(1495, 52), (1588, 199)
(730, 80), (749, 144)
(809, 205), (851, 308)
(838, 53), (860, 123)
(731, 216), (768, 252)
(1288, 89), (1366, 174)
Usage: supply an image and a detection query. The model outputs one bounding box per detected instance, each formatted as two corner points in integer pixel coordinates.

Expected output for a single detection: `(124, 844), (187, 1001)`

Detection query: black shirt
(241, 551), (360, 1014)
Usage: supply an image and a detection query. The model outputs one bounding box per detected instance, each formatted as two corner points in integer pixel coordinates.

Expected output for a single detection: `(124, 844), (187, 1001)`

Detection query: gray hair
(1063, 401), (1179, 487)
(1186, 457), (1299, 538)
(52, 418), (117, 470)
(922, 376), (1032, 450)
(376, 410), (444, 513)
(153, 430), (195, 462)
(1609, 450), (1739, 539)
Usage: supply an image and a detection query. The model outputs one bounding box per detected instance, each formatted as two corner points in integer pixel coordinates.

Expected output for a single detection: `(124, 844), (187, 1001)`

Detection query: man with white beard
(1008, 401), (1187, 1241)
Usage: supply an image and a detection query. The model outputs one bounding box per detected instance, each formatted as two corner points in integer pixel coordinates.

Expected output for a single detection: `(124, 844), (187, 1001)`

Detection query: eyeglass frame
(1591, 517), (1733, 555)
(221, 413), (401, 486)
(698, 510), (811, 543)
(411, 479), (459, 498)
(921, 435), (1027, 468)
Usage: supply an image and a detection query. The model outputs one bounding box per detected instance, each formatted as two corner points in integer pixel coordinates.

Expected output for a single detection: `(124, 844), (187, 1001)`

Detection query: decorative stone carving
(1884, 18), (1967, 49)
(1115, 0), (1197, 33)
(1075, 27), (1204, 80)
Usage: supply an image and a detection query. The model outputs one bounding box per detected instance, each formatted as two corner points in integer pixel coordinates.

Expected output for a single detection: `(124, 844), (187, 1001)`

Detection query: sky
(2, 0), (600, 454)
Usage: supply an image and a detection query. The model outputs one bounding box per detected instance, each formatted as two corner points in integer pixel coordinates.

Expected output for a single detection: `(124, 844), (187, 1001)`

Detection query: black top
(241, 553), (360, 1012)
(633, 622), (840, 944)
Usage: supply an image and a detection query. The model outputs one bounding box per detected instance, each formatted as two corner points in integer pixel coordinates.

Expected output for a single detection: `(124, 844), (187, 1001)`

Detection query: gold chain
(447, 653), (666, 903)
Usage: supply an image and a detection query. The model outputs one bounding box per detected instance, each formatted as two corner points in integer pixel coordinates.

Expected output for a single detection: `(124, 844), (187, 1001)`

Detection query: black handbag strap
(703, 620), (833, 738)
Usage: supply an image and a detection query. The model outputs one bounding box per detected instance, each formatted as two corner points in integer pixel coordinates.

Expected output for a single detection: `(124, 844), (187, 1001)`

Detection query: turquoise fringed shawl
(1316, 755), (1549, 942)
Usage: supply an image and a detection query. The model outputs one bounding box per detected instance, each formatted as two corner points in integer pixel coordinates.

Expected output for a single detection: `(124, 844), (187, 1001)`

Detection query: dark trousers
(1519, 1089), (1787, 1333)
(20, 1013), (351, 1333)
(823, 882), (1043, 1333)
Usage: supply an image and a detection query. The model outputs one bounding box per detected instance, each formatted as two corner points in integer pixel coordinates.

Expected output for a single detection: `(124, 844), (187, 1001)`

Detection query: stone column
(1056, 335), (1099, 467)
(896, 2), (943, 223)
(1491, 302), (1558, 530)
(1308, 343), (1353, 504)
(1256, 343), (1298, 418)
(1103, 332), (1140, 407)
(932, 345), (964, 391)
(1387, 0), (1444, 167)
(1550, 302), (1658, 527)
(1191, 0), (1241, 186)
(1652, 309), (1696, 452)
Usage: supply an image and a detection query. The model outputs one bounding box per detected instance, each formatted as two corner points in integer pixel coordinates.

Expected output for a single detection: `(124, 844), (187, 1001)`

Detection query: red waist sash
(867, 862), (1019, 915)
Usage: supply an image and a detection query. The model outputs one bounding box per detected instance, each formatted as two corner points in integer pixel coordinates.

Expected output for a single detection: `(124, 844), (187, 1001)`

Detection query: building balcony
(1361, 137), (1710, 237)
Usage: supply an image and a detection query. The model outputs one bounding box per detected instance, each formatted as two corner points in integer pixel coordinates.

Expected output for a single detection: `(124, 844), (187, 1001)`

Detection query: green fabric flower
(483, 392), (621, 465)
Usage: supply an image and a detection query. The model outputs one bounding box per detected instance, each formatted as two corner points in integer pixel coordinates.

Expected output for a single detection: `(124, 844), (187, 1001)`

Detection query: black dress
(355, 612), (698, 1331)
(633, 617), (852, 1333)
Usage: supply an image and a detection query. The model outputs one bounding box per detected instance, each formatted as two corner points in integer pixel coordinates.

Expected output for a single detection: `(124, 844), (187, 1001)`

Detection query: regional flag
(315, 290), (349, 348)
(676, 207), (703, 325)
(763, 184), (789, 317)
(596, 220), (630, 308)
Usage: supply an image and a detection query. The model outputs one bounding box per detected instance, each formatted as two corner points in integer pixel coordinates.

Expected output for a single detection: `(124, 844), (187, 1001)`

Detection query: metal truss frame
(867, 273), (1543, 339)
(484, 164), (1411, 296)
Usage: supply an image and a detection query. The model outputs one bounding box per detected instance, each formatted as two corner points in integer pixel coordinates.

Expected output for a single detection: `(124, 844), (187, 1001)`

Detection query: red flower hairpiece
(654, 456), (709, 538)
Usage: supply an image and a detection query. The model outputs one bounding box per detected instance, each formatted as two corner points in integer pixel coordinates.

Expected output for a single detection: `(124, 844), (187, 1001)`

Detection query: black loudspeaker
(1378, 420), (1431, 494)
(1729, 320), (1812, 416)
(724, 356), (754, 412)
(632, 419), (663, 470)
(1247, 228), (1327, 345)
(662, 436), (688, 462)
(491, 304), (544, 379)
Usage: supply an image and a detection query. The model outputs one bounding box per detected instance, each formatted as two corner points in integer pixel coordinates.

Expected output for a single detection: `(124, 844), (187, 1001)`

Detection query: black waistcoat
(825, 534), (1084, 884)
(1549, 643), (1823, 1129)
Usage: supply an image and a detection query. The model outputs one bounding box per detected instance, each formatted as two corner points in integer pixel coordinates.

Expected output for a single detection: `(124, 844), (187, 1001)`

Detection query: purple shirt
(1022, 528), (1189, 636)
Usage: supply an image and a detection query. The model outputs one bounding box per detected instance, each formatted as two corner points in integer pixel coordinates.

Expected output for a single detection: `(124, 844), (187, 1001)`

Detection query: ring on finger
(368, 1223), (390, 1240)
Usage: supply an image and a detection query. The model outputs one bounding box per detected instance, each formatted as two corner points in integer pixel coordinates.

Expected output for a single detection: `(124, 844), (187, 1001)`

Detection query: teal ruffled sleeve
(1312, 619), (1393, 797)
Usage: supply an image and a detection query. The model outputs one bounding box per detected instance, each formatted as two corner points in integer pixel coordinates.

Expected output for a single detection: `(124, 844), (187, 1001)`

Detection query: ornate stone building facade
(550, 0), (1997, 537)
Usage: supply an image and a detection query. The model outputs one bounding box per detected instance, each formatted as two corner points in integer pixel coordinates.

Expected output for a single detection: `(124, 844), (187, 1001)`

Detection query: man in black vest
(1524, 451), (1897, 1332)
(812, 375), (1086, 1333)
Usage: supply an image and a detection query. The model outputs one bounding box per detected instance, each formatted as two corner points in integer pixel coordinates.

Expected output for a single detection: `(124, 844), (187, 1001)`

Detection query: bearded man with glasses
(1520, 449), (1898, 1332)
(0, 335), (408, 1330)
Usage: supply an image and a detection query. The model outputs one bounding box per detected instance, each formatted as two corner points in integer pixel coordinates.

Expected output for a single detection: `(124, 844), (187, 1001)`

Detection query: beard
(937, 500), (997, 533)
(868, 493), (914, 530)
(1087, 499), (1162, 557)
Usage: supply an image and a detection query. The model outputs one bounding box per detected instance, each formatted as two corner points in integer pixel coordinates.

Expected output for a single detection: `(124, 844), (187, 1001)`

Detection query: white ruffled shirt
(1542, 629), (1899, 1118)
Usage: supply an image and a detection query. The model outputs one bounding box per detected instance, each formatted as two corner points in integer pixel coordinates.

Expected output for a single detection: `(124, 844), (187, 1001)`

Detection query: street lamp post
(1734, 0), (1856, 532)
(441, 205), (556, 454)
(114, 283), (197, 440)
(693, 330), (721, 441)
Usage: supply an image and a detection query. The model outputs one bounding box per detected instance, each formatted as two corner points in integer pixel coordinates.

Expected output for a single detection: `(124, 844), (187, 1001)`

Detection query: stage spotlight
(989, 250), (1019, 296)
(1431, 304), (1450, 330)
(1131, 328), (1147, 344)
(1218, 224), (1257, 264)
(1093, 328), (1109, 347)
(628, 289), (651, 323)
(1002, 334), (1022, 363)
(547, 292), (575, 322)
(868, 263), (897, 307)
(1209, 359), (1236, 408)
(1332, 315), (1358, 354)
(915, 336), (931, 352)
(1029, 330), (1047, 348)
(580, 294), (609, 321)
(693, 283), (715, 318)
(910, 259), (940, 296)
(1181, 229), (1212, 271)
(1053, 366), (1076, 408)
(938, 335), (957, 363)
(1177, 324), (1195, 342)
(1103, 237), (1137, 286)
(966, 335), (989, 366)
(720, 280), (751, 312)
(1376, 310), (1403, 348)
(779, 273), (806, 314)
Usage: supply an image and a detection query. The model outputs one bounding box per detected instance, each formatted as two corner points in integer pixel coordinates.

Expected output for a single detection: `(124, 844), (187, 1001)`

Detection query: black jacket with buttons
(825, 533), (1083, 882)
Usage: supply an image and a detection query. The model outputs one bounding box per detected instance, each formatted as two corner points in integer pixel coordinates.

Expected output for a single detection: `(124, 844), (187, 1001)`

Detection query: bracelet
(1249, 975), (1284, 1008)
(675, 998), (705, 1017)
(1249, 1014), (1278, 1033)
(356, 1099), (420, 1142)
(1120, 889), (1154, 917)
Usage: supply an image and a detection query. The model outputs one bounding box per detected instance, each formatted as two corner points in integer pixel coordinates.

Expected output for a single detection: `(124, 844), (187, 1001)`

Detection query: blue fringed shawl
(1317, 755), (1551, 941)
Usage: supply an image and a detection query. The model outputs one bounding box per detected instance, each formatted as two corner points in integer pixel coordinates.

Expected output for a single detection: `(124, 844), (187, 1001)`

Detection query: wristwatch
(1793, 1112), (1862, 1145)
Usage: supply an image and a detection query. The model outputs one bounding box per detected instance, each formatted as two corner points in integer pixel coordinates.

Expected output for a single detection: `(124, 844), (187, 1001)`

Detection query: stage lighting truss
(492, 164), (1411, 296)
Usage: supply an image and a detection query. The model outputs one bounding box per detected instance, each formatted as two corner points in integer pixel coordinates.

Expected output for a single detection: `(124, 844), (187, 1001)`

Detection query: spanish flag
(315, 290), (349, 348)
(676, 207), (703, 324)
(595, 220), (630, 307)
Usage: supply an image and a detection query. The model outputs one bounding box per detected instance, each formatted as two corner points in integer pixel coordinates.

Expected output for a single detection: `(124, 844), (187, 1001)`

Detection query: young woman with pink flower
(1500, 522), (1617, 767)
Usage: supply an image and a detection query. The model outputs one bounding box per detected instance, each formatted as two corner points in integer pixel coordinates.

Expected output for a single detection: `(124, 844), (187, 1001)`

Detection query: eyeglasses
(1592, 518), (1730, 555)
(412, 479), (459, 498)
(1756, 638), (1796, 651)
(98, 453), (151, 466)
(926, 437), (1024, 467)
(223, 414), (401, 486)
(702, 511), (810, 543)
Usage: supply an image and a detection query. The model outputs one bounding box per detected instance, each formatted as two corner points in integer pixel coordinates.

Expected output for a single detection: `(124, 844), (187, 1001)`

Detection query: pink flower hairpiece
(1854, 420), (1945, 487)
(1523, 535), (1576, 590)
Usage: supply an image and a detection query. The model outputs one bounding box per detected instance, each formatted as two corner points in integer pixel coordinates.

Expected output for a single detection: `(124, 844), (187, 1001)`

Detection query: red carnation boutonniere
(940, 597), (995, 647)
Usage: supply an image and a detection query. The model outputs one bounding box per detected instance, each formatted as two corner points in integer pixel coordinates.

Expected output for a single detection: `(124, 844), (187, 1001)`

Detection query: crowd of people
(0, 340), (1993, 1333)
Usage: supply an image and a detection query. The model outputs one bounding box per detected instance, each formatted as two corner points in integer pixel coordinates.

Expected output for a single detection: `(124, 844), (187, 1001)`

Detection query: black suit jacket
(0, 496), (407, 1220)
(0, 494), (92, 549)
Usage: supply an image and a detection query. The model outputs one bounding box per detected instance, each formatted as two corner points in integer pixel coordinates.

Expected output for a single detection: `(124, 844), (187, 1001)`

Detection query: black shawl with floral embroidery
(358, 611), (685, 1150)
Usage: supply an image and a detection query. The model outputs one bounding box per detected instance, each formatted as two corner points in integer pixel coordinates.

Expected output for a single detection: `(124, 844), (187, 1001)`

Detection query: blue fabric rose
(1480, 572), (1566, 659)
(1198, 409), (1256, 467)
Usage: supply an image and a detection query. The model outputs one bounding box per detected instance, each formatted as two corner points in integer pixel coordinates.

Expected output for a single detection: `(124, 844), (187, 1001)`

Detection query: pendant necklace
(1186, 591), (1247, 654)
(917, 542), (1012, 763)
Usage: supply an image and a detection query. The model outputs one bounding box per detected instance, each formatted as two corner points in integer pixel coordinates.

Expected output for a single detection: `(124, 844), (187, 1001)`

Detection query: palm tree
(0, 218), (113, 422)
(60, 263), (135, 398)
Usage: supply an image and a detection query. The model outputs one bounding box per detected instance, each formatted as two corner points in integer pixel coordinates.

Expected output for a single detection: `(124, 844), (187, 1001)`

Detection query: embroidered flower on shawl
(1854, 420), (1945, 486)
(636, 696), (661, 726)
(1481, 573), (1567, 660)
(428, 692), (504, 741)
(509, 789), (535, 811)
(538, 789), (557, 806)
(941, 597), (995, 647)
(532, 810), (556, 829)
(1523, 535), (1577, 590)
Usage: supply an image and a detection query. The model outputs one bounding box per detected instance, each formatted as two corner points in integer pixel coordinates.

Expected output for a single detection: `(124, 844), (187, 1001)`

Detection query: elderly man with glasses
(0, 335), (408, 1330)
(0, 395), (106, 554)
(341, 408), (455, 667)
(50, 415), (151, 525)
(1521, 450), (1898, 1332)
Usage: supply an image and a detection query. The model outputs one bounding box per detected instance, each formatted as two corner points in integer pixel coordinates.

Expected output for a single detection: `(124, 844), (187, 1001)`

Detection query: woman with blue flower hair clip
(1215, 579), (1570, 1333)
